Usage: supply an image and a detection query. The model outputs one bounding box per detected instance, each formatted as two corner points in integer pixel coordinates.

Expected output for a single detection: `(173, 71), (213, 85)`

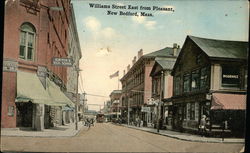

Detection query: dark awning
(211, 93), (246, 110)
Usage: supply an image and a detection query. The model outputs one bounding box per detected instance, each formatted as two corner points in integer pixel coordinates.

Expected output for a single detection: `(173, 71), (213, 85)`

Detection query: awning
(211, 93), (246, 110)
(15, 71), (59, 105)
(46, 78), (74, 107)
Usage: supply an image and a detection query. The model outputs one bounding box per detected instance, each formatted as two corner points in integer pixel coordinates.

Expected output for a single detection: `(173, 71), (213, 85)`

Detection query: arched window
(19, 23), (36, 61)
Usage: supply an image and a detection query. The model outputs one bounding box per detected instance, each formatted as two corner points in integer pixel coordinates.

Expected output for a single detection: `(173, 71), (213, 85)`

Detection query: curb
(1, 124), (85, 138)
(118, 124), (244, 144)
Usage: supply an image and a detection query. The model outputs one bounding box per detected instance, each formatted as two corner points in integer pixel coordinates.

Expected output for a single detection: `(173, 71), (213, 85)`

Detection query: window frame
(191, 69), (200, 91)
(19, 23), (36, 61)
(183, 73), (191, 93)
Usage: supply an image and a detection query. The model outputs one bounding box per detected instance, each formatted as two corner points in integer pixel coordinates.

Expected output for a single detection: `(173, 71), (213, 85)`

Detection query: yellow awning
(46, 78), (74, 107)
(15, 71), (62, 106)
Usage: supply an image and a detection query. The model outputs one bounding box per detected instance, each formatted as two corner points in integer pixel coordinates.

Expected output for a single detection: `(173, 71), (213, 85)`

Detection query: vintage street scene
(1, 0), (248, 152)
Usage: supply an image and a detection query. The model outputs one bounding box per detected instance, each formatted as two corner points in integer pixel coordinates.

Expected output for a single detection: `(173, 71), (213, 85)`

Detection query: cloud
(84, 16), (101, 32)
(96, 47), (111, 57)
(101, 27), (118, 39)
(132, 16), (146, 24)
(145, 21), (157, 30)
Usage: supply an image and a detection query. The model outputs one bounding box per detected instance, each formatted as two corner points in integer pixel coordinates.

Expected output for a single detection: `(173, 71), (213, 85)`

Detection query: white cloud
(101, 27), (118, 39)
(84, 16), (101, 32)
(145, 21), (157, 30)
(96, 47), (111, 57)
(132, 16), (146, 24)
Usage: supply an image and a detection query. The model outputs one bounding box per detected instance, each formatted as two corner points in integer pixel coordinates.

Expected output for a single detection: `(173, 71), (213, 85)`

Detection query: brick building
(2, 0), (76, 130)
(171, 36), (248, 136)
(120, 45), (180, 126)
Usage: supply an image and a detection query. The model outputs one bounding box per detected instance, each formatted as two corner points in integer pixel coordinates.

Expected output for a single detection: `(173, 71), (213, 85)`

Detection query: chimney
(132, 56), (137, 65)
(173, 43), (178, 56)
(127, 64), (130, 71)
(138, 49), (143, 59)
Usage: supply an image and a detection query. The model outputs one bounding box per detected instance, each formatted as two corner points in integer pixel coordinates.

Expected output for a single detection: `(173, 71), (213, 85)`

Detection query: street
(1, 123), (244, 152)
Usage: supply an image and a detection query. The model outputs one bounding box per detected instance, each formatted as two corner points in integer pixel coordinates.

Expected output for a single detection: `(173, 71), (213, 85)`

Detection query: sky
(72, 0), (249, 111)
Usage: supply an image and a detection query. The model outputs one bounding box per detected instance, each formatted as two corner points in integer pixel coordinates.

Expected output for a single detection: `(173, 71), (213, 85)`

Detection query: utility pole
(157, 71), (164, 133)
(75, 66), (80, 130)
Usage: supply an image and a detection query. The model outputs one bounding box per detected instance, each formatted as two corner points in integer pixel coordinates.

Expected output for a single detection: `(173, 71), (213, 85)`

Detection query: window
(19, 23), (36, 60)
(183, 74), (190, 92)
(191, 70), (200, 91)
(183, 105), (187, 119)
(221, 65), (240, 88)
(190, 103), (195, 120)
(174, 76), (181, 95)
(200, 67), (208, 89)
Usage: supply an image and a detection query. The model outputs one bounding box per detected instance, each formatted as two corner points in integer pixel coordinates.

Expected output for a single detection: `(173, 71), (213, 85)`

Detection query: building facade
(149, 45), (179, 129)
(2, 0), (76, 130)
(171, 36), (248, 136)
(120, 45), (180, 126)
(109, 90), (122, 120)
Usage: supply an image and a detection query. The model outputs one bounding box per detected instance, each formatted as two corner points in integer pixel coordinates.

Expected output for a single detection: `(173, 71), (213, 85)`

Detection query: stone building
(171, 35), (248, 136)
(2, 0), (76, 130)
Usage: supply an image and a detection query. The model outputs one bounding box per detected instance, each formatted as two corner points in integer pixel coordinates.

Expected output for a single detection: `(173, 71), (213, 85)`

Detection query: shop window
(186, 103), (190, 120)
(19, 23), (36, 61)
(183, 74), (190, 93)
(190, 103), (195, 120)
(221, 65), (240, 88)
(200, 67), (208, 89)
(191, 70), (200, 91)
(174, 76), (181, 95)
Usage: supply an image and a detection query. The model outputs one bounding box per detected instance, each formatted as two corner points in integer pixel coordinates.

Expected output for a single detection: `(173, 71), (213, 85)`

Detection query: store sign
(52, 58), (73, 67)
(221, 66), (240, 87)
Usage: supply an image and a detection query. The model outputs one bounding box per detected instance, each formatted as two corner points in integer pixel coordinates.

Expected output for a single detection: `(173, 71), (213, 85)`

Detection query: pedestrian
(199, 115), (206, 137)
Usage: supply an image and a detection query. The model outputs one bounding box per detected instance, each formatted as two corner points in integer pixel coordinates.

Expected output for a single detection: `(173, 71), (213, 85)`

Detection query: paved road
(1, 123), (244, 152)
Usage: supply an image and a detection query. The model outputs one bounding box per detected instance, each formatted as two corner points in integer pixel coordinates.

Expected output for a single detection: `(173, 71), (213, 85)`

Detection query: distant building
(171, 36), (248, 136)
(109, 90), (122, 120)
(120, 45), (180, 126)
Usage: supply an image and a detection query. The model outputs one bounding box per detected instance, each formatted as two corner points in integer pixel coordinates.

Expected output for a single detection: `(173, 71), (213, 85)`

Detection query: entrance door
(16, 102), (33, 127)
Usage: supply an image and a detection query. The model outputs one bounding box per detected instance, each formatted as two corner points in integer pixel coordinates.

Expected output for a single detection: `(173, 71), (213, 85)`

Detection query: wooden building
(171, 35), (248, 136)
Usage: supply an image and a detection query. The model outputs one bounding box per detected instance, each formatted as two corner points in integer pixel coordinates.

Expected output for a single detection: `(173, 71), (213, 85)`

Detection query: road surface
(1, 123), (244, 152)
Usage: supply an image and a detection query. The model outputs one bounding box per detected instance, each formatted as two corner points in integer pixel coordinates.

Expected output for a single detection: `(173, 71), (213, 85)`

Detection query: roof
(121, 46), (180, 81)
(155, 57), (176, 70)
(110, 90), (122, 94)
(144, 47), (180, 57)
(189, 36), (248, 59)
(211, 93), (246, 110)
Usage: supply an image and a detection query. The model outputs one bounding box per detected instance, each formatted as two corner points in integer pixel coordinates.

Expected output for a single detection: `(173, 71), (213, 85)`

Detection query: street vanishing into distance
(1, 123), (244, 152)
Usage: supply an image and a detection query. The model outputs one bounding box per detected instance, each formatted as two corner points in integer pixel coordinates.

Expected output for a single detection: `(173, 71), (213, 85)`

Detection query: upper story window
(200, 67), (208, 89)
(183, 73), (190, 93)
(174, 76), (181, 95)
(19, 23), (36, 61)
(221, 65), (240, 88)
(191, 70), (200, 91)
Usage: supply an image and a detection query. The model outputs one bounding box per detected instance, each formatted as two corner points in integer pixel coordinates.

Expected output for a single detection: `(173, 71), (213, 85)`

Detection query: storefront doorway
(16, 102), (33, 127)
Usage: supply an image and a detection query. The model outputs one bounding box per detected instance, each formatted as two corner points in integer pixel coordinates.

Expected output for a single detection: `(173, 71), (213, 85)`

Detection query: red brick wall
(2, 0), (71, 128)
(1, 72), (17, 128)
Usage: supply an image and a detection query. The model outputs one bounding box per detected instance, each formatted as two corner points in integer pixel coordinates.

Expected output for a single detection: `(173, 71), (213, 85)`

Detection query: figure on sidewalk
(199, 115), (207, 137)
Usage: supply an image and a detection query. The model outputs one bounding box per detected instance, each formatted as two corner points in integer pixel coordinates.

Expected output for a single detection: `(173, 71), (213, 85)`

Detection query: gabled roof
(150, 58), (176, 76)
(144, 47), (180, 57)
(172, 35), (248, 75)
(121, 46), (180, 81)
(189, 36), (248, 59)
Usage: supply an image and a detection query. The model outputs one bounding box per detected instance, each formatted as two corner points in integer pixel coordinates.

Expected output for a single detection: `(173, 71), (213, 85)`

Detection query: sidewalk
(120, 124), (245, 143)
(1, 122), (86, 138)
